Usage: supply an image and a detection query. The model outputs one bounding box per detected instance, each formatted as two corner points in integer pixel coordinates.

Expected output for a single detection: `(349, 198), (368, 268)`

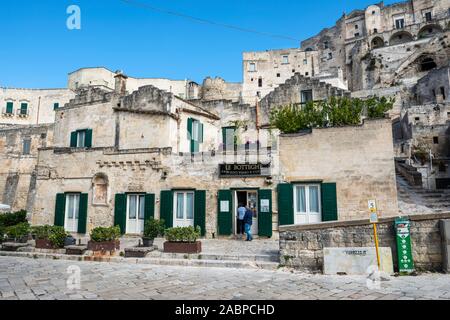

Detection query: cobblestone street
(1, 256), (450, 300)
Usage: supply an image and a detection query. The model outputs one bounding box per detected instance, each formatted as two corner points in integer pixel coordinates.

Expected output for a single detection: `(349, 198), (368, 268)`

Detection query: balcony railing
(16, 108), (29, 118)
(2, 107), (14, 117)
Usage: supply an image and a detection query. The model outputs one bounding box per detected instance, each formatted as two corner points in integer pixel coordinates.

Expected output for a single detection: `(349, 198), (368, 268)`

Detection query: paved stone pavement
(1, 256), (450, 300)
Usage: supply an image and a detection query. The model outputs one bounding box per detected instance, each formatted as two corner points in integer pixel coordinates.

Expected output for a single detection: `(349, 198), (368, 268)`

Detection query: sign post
(395, 218), (415, 274)
(368, 200), (381, 269)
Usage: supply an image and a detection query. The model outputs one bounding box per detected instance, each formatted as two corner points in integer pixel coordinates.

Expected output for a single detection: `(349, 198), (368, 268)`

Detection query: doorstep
(0, 250), (279, 270)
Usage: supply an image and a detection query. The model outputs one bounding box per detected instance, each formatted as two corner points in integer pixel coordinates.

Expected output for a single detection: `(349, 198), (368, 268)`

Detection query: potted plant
(64, 234), (77, 247)
(163, 226), (202, 254)
(5, 222), (30, 243)
(142, 218), (165, 247)
(31, 225), (68, 249)
(87, 226), (121, 252)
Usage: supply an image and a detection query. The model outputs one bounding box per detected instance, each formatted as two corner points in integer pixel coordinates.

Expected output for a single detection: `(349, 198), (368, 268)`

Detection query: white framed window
(301, 89), (313, 104)
(282, 55), (289, 64)
(248, 62), (256, 72)
(65, 193), (80, 233)
(126, 194), (145, 234)
(77, 130), (86, 148)
(395, 18), (405, 29)
(293, 184), (321, 225)
(22, 139), (31, 155)
(173, 191), (195, 228)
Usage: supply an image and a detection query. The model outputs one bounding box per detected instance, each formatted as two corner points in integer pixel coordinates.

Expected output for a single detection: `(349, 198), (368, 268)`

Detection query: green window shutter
(191, 140), (199, 153)
(6, 102), (13, 114)
(77, 193), (88, 234)
(277, 183), (294, 226)
(144, 193), (155, 222)
(160, 191), (173, 228)
(20, 103), (28, 115)
(258, 189), (273, 238)
(194, 190), (206, 237)
(187, 118), (193, 141)
(114, 194), (127, 235)
(321, 183), (338, 222)
(217, 190), (232, 236)
(53, 103), (59, 110)
(54, 194), (66, 227)
(85, 129), (93, 148)
(221, 128), (227, 151)
(70, 131), (77, 148)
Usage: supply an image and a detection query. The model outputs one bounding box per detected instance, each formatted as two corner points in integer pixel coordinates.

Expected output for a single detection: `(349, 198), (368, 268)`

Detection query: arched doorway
(389, 31), (413, 46)
(419, 57), (437, 72)
(418, 24), (443, 39)
(371, 36), (384, 49)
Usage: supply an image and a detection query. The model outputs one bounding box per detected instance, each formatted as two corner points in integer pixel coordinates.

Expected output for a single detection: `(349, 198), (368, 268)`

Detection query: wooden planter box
(163, 241), (202, 254)
(87, 240), (120, 252)
(35, 239), (63, 250)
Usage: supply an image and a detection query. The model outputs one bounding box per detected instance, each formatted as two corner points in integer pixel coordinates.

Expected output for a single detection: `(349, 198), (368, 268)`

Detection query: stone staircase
(139, 238), (280, 270)
(0, 238), (281, 270)
(397, 173), (450, 214)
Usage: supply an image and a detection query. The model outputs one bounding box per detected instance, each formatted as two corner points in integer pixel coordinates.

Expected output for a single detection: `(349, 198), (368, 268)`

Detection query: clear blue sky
(1, 0), (398, 88)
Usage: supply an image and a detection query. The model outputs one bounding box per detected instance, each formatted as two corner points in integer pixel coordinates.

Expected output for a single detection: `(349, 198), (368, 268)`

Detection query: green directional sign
(395, 218), (415, 273)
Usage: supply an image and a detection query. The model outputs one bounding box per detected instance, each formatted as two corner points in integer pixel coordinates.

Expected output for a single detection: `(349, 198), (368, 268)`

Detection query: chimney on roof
(114, 70), (128, 95)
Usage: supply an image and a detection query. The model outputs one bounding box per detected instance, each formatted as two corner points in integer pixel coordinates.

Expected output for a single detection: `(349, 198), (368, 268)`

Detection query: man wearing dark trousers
(243, 206), (253, 242)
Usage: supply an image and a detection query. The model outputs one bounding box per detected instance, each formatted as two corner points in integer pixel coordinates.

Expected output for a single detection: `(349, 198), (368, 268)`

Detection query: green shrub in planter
(165, 226), (201, 243)
(0, 210), (27, 228)
(0, 225), (6, 243)
(90, 226), (121, 242)
(6, 222), (30, 242)
(144, 218), (165, 239)
(31, 225), (68, 248)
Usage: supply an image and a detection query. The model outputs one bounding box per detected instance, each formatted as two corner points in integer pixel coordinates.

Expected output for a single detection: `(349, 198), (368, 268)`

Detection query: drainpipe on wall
(255, 98), (260, 163)
(36, 96), (41, 125)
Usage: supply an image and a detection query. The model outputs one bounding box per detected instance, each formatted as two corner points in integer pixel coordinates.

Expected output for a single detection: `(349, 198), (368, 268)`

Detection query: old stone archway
(418, 24), (444, 39)
(389, 31), (414, 46)
(419, 57), (437, 72)
(371, 36), (385, 49)
(92, 173), (109, 205)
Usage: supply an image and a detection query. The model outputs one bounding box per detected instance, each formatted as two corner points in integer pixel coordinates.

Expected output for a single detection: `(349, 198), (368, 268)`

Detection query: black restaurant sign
(219, 163), (271, 178)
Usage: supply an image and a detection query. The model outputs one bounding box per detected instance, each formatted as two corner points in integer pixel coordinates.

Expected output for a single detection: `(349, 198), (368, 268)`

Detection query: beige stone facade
(279, 119), (399, 221)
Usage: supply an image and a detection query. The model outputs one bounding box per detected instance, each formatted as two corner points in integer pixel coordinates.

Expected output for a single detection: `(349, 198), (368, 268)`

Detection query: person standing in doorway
(243, 206), (253, 242)
(237, 203), (246, 238)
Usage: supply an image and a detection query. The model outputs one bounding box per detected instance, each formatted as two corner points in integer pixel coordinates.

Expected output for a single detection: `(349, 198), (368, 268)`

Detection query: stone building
(300, 0), (450, 92)
(0, 124), (53, 214)
(17, 70), (397, 239)
(9, 0), (450, 240)
(0, 88), (75, 126)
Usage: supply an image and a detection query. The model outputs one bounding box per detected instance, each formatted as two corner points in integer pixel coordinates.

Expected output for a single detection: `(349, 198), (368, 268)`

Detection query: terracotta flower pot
(163, 241), (202, 254)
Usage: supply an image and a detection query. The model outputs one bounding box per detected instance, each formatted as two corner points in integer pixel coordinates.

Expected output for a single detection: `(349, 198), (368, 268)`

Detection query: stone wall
(32, 146), (281, 238)
(279, 212), (450, 272)
(242, 49), (319, 102)
(259, 73), (350, 125)
(0, 124), (53, 212)
(67, 67), (191, 98)
(415, 66), (450, 105)
(279, 118), (399, 220)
